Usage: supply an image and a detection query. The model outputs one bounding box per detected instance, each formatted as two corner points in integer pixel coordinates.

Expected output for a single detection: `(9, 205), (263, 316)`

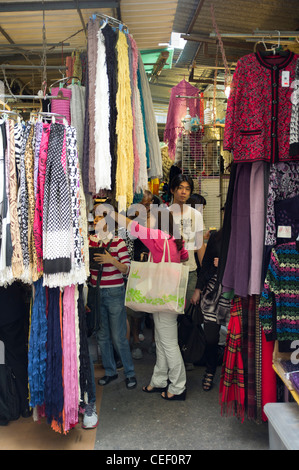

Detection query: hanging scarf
(8, 120), (24, 278)
(0, 121), (13, 285)
(102, 23), (118, 192)
(137, 52), (162, 179)
(28, 277), (47, 407)
(42, 123), (72, 286)
(14, 121), (23, 185)
(219, 297), (245, 422)
(68, 83), (86, 170)
(64, 125), (87, 286)
(115, 30), (134, 206)
(94, 27), (112, 191)
(62, 284), (79, 433)
(87, 17), (100, 194)
(241, 295), (258, 421)
(82, 49), (90, 194)
(33, 123), (50, 273)
(78, 283), (93, 403)
(18, 123), (32, 282)
(128, 34), (146, 193)
(24, 124), (38, 282)
(34, 121), (43, 197)
(44, 287), (64, 427)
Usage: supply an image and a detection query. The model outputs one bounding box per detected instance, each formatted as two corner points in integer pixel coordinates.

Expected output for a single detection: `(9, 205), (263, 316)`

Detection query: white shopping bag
(125, 239), (189, 314)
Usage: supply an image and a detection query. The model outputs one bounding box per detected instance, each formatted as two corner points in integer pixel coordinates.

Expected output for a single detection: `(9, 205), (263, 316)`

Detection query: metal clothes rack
(0, 94), (69, 100)
(93, 12), (128, 32)
(0, 109), (22, 120)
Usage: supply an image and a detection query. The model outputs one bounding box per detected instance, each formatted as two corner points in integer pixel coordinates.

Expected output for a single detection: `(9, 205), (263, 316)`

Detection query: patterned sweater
(259, 242), (299, 341)
(224, 51), (299, 163)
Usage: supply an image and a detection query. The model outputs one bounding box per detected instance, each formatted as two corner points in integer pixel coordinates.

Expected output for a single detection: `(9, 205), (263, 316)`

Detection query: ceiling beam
(187, 0), (206, 34)
(0, 1), (119, 13)
(74, 0), (87, 36)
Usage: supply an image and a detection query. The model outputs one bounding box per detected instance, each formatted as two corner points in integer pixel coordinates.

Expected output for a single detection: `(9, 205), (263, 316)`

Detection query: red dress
(224, 51), (299, 163)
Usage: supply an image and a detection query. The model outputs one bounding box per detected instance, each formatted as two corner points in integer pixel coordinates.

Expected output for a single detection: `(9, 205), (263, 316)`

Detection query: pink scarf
(33, 123), (50, 272)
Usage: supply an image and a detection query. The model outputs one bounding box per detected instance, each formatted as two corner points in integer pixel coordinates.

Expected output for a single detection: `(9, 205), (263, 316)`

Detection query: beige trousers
(150, 312), (186, 395)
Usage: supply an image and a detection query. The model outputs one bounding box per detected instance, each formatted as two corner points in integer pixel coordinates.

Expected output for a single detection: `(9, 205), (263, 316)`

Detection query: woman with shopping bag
(103, 203), (189, 401)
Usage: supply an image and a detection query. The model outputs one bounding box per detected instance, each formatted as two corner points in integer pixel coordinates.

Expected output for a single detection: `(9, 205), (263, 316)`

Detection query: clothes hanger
(0, 109), (21, 121)
(49, 76), (81, 95)
(259, 31), (290, 57)
(38, 111), (68, 126)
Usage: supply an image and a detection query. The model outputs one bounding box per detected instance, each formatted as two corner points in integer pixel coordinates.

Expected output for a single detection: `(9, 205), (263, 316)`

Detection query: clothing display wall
(0, 116), (91, 433)
(219, 50), (299, 422)
(82, 18), (161, 204)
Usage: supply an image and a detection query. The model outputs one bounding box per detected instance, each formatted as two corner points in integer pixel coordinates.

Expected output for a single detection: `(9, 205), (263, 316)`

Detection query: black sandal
(202, 373), (214, 392)
(142, 385), (167, 393)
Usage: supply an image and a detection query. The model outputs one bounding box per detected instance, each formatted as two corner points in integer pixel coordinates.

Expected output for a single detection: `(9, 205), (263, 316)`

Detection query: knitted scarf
(94, 27), (112, 191)
(87, 18), (100, 194)
(68, 84), (86, 170)
(137, 52), (162, 179)
(42, 123), (72, 284)
(115, 30), (134, 206)
(128, 34), (141, 192)
(102, 23), (118, 191)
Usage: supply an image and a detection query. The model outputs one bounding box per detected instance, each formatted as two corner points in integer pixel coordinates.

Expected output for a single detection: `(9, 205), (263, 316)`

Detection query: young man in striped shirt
(89, 210), (137, 391)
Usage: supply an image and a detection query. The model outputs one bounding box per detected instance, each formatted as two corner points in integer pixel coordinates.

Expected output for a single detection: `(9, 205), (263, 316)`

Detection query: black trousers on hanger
(0, 317), (29, 413)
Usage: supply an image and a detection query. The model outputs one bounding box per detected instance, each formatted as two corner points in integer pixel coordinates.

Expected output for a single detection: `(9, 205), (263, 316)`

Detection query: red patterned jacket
(224, 51), (299, 163)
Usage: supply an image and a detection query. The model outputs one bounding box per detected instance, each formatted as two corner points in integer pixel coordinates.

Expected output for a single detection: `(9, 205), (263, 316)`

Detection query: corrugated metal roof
(1, 0), (299, 111)
(0, 0), (178, 94)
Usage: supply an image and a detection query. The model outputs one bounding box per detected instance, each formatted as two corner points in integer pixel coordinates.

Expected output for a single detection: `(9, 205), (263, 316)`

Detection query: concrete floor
(92, 328), (270, 451)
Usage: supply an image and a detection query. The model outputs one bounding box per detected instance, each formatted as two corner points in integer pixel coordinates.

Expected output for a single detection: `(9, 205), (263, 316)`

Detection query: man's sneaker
(126, 376), (137, 389)
(82, 403), (98, 429)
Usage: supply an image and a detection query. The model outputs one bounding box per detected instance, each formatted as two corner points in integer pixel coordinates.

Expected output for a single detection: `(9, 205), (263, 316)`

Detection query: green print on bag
(126, 288), (184, 308)
(131, 269), (141, 279)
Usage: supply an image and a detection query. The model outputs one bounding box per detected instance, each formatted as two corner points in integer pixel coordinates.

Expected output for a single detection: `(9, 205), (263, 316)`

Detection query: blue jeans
(96, 285), (135, 378)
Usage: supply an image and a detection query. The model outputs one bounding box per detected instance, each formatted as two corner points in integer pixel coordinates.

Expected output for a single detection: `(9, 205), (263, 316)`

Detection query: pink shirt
(129, 221), (188, 263)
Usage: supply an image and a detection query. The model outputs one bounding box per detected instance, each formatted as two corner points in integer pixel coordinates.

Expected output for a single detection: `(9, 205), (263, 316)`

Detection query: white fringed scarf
(94, 27), (111, 191)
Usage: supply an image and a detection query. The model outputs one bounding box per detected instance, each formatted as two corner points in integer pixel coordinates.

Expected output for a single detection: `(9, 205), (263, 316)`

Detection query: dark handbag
(200, 274), (231, 325)
(86, 239), (113, 337)
(0, 364), (20, 424)
(178, 304), (206, 364)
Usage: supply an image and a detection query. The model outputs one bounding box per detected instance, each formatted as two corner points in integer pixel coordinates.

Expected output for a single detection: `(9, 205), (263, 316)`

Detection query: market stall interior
(0, 0), (298, 450)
